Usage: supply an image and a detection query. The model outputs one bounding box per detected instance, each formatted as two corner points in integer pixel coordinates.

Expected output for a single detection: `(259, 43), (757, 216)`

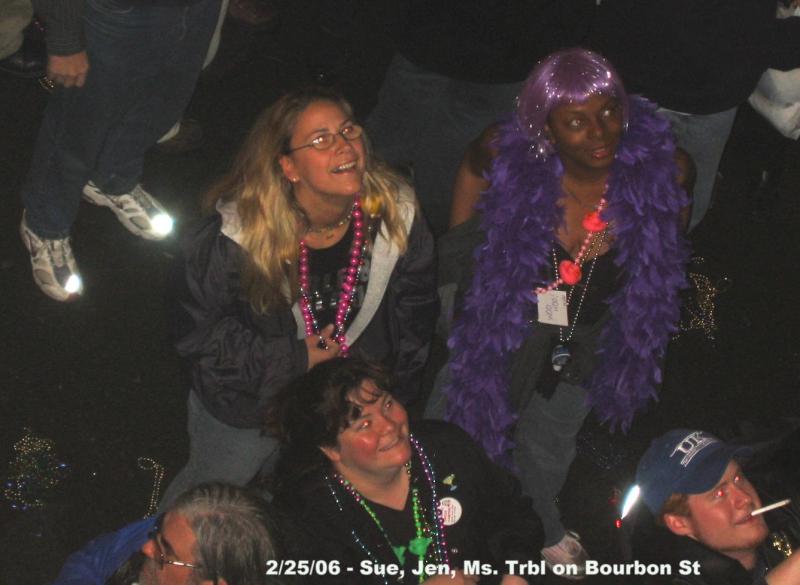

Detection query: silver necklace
(550, 230), (607, 371)
(305, 202), (356, 234)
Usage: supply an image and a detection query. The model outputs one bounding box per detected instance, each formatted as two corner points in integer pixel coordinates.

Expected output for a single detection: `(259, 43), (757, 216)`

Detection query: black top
(306, 223), (369, 330)
(273, 421), (544, 585)
(553, 244), (620, 325)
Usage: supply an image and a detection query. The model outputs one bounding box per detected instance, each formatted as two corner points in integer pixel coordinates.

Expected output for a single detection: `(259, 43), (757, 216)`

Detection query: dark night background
(1, 5), (799, 584)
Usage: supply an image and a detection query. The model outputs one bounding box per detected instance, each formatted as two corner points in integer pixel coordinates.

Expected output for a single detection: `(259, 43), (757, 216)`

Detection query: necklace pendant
(551, 343), (571, 372)
(408, 536), (432, 558)
(392, 545), (407, 564)
(558, 259), (582, 285)
(582, 210), (608, 232)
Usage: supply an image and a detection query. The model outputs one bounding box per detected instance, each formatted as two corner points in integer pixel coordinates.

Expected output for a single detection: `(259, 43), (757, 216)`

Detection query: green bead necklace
(335, 463), (433, 575)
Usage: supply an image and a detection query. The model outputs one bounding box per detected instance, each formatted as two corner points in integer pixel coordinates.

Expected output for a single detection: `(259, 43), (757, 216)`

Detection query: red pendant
(582, 210), (608, 233)
(559, 259), (582, 285)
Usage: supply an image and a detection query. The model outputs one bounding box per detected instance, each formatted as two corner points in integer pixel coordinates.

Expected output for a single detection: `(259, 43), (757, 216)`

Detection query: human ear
(279, 155), (298, 183)
(319, 444), (341, 463)
(140, 537), (158, 558)
(663, 513), (696, 539)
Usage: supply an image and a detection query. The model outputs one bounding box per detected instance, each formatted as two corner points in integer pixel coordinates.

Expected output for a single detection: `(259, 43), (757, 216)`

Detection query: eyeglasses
(149, 522), (204, 571)
(286, 124), (363, 152)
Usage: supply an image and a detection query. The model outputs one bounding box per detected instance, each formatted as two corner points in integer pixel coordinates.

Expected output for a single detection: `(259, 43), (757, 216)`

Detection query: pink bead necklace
(298, 196), (365, 356)
(535, 197), (608, 295)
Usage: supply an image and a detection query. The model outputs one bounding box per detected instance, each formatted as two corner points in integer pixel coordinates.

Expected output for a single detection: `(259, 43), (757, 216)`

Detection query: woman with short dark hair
(268, 358), (544, 585)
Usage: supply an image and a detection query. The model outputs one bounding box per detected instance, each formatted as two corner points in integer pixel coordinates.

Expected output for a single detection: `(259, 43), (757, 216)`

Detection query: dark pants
(366, 54), (521, 236)
(22, 0), (221, 238)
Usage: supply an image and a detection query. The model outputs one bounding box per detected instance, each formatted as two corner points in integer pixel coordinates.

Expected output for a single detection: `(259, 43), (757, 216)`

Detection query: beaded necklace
(535, 191), (609, 372)
(549, 229), (607, 371)
(325, 434), (450, 582)
(298, 196), (366, 356)
(535, 197), (608, 294)
(334, 464), (431, 567)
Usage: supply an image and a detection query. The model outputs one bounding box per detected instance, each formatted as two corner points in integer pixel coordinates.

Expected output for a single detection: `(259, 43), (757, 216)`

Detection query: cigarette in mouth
(750, 499), (791, 516)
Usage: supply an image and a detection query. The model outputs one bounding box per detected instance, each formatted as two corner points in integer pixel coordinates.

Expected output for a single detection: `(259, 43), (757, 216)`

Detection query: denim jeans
(158, 391), (279, 511)
(21, 0), (221, 238)
(514, 381), (591, 547)
(658, 106), (738, 231)
(366, 54), (522, 235)
(427, 373), (591, 546)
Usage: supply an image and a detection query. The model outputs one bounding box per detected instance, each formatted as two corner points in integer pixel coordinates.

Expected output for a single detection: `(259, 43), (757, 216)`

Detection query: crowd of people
(7, 1), (800, 584)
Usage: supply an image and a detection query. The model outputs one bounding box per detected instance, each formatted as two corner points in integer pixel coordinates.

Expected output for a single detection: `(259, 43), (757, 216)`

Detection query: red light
(615, 518), (622, 529)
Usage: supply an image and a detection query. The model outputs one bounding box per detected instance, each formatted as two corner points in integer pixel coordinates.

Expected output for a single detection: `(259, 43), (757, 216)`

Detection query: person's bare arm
(449, 124), (499, 229)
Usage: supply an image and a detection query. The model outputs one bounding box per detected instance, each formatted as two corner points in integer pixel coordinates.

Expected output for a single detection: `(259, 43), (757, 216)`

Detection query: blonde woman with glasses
(159, 87), (437, 508)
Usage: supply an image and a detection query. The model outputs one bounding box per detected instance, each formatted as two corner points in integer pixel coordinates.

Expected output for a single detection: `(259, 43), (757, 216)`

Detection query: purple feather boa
(445, 96), (690, 461)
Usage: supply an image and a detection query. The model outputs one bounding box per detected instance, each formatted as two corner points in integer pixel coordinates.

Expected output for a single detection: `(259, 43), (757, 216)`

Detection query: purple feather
(445, 96), (690, 460)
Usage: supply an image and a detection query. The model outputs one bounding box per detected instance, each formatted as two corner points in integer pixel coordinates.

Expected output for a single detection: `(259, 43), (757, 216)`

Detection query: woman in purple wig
(442, 48), (692, 574)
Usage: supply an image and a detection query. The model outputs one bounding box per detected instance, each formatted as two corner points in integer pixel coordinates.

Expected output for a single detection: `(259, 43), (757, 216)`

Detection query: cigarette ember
(750, 499), (791, 516)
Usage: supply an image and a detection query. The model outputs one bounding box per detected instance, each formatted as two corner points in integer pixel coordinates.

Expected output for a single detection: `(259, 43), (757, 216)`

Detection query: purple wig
(517, 47), (630, 158)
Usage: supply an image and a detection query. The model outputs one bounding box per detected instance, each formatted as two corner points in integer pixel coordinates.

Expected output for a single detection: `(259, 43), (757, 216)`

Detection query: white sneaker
(82, 181), (174, 240)
(20, 213), (83, 302)
(541, 531), (590, 580)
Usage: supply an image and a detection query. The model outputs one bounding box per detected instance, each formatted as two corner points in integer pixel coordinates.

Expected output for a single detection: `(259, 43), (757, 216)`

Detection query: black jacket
(170, 190), (437, 428)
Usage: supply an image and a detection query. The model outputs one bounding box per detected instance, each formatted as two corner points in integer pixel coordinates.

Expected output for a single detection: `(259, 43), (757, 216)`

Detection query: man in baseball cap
(635, 429), (800, 585)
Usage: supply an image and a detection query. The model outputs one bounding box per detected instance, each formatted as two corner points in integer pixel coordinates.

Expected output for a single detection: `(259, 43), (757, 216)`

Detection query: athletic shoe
(541, 531), (590, 580)
(20, 212), (83, 301)
(82, 181), (174, 240)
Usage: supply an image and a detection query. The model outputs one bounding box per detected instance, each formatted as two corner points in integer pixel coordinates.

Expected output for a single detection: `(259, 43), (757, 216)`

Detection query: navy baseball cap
(635, 429), (752, 515)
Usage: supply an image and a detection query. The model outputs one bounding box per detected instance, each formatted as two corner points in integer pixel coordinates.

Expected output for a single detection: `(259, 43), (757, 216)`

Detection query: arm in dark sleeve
(52, 518), (155, 585)
(33, 0), (85, 55)
(174, 225), (307, 427)
(390, 212), (438, 406)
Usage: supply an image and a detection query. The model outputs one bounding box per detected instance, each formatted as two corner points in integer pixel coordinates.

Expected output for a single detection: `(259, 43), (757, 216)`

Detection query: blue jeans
(158, 391), (280, 511)
(658, 107), (738, 231)
(21, 0), (220, 238)
(366, 54), (522, 235)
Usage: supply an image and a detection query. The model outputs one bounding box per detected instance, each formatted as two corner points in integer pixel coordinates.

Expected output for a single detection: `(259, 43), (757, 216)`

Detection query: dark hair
(173, 483), (277, 585)
(266, 358), (395, 486)
(268, 358), (394, 448)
